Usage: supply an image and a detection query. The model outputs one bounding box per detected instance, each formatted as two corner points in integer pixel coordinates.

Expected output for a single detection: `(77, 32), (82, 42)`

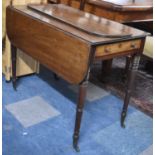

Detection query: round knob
(105, 48), (110, 53)
(118, 43), (122, 48)
(131, 43), (137, 48)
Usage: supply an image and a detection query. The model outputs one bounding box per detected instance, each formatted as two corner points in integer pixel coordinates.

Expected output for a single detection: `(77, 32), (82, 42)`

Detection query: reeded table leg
(11, 44), (17, 90)
(122, 55), (132, 81)
(125, 55), (132, 75)
(73, 81), (88, 152)
(121, 54), (141, 127)
(102, 59), (113, 76)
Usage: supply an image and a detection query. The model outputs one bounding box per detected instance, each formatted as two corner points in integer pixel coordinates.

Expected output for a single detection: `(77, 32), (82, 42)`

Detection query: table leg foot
(121, 111), (126, 128)
(73, 134), (80, 152)
(12, 79), (17, 91)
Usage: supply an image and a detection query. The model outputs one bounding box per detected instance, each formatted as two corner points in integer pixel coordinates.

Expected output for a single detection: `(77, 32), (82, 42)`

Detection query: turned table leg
(11, 44), (17, 90)
(121, 54), (141, 127)
(73, 81), (88, 152)
(125, 55), (132, 75)
(122, 55), (132, 82)
(102, 59), (113, 76)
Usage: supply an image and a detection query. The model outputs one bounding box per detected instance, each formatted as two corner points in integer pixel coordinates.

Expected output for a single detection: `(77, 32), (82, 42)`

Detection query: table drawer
(95, 39), (141, 57)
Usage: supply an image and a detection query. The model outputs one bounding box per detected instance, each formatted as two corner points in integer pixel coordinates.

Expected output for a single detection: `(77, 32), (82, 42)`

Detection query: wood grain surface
(88, 0), (153, 11)
(95, 39), (141, 57)
(6, 6), (91, 84)
(28, 4), (131, 38)
(51, 0), (153, 23)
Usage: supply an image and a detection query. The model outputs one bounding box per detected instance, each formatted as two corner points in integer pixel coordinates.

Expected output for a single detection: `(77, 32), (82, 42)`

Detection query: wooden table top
(84, 0), (153, 11)
(13, 4), (147, 45)
(28, 4), (132, 38)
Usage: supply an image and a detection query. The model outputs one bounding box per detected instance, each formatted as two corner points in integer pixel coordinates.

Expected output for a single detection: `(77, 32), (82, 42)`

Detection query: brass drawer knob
(118, 43), (122, 48)
(131, 43), (137, 48)
(105, 48), (110, 53)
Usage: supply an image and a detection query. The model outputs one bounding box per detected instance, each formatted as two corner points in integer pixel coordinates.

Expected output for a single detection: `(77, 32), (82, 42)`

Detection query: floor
(2, 62), (153, 155)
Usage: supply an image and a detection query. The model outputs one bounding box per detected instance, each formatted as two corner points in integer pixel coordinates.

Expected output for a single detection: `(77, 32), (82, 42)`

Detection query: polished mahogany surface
(11, 4), (146, 45)
(88, 0), (153, 11)
(49, 0), (152, 23)
(7, 5), (90, 84)
(28, 4), (131, 38)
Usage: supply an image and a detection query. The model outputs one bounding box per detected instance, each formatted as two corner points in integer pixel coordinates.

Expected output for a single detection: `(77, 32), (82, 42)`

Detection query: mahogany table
(6, 4), (148, 151)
